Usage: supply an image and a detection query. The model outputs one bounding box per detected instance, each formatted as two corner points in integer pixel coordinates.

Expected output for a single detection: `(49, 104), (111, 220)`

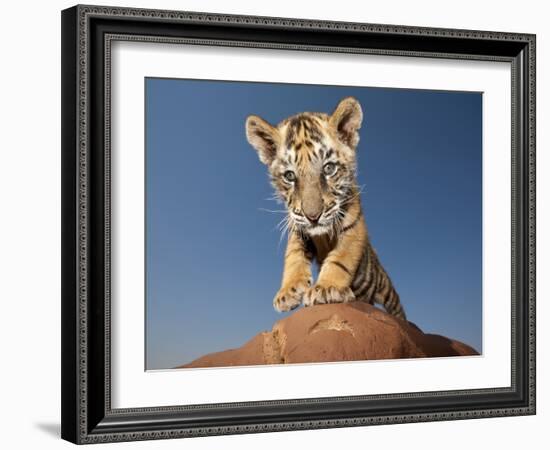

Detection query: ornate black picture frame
(61, 4), (536, 444)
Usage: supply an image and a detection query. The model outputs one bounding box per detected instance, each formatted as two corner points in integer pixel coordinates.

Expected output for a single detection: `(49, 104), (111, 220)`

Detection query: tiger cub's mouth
(290, 210), (341, 236)
(305, 223), (331, 236)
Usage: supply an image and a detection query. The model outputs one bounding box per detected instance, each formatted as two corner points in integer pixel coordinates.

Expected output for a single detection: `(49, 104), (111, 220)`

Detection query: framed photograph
(61, 4), (536, 444)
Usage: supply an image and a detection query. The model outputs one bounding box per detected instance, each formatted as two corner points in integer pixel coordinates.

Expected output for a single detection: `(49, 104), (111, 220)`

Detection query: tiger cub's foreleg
(303, 203), (366, 306)
(273, 231), (313, 312)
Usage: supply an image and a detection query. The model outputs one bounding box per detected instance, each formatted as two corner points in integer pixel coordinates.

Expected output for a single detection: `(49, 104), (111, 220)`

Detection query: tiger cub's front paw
(273, 281), (309, 312)
(303, 285), (355, 307)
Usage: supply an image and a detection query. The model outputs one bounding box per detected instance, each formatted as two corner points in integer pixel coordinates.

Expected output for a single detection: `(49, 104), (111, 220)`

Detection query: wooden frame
(61, 4), (536, 444)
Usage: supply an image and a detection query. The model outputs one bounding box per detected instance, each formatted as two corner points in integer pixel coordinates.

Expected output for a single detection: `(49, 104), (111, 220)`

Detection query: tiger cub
(245, 97), (406, 320)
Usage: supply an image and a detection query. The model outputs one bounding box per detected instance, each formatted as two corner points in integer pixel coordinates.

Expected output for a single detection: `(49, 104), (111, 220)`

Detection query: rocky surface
(178, 302), (478, 368)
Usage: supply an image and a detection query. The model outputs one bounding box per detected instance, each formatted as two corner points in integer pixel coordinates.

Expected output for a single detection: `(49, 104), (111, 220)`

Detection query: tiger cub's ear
(330, 97), (363, 149)
(245, 115), (280, 165)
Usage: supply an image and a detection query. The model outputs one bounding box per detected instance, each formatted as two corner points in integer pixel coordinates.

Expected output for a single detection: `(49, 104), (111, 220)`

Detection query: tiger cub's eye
(323, 162), (337, 176)
(283, 170), (296, 182)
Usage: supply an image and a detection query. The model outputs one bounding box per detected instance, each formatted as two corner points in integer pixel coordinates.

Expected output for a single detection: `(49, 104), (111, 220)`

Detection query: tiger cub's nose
(304, 210), (322, 224)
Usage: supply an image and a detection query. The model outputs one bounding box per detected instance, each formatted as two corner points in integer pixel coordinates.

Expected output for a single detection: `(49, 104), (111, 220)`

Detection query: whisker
(276, 215), (289, 231)
(265, 194), (284, 204)
(340, 185), (366, 206)
(278, 215), (292, 248)
(258, 207), (287, 214)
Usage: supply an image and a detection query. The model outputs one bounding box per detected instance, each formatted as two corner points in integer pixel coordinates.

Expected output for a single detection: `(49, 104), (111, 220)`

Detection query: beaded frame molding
(61, 4), (536, 444)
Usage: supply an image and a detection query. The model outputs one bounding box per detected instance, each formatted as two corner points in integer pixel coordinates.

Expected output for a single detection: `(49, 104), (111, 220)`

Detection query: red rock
(178, 302), (478, 368)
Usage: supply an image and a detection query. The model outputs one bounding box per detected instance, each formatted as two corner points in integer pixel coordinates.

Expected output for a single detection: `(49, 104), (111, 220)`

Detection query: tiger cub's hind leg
(351, 254), (406, 319)
(374, 288), (406, 320)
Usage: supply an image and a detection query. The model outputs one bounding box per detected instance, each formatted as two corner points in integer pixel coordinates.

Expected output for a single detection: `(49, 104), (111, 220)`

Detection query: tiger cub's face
(246, 97), (363, 236)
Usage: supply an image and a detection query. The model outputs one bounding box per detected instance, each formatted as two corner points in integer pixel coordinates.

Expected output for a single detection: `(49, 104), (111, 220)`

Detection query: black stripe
(309, 131), (322, 143)
(351, 252), (367, 289)
(351, 274), (364, 290)
(380, 278), (391, 297)
(352, 273), (365, 291)
(341, 211), (361, 233)
(353, 278), (369, 297)
(320, 172), (328, 191)
(395, 304), (405, 318)
(354, 254), (372, 297)
(385, 292), (396, 309)
(363, 247), (373, 286)
(365, 273), (378, 300)
(285, 127), (296, 147)
(329, 260), (352, 276)
(377, 272), (385, 290)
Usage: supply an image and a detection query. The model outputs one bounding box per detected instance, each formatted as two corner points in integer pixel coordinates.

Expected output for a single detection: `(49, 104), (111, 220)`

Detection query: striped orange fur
(245, 97), (406, 320)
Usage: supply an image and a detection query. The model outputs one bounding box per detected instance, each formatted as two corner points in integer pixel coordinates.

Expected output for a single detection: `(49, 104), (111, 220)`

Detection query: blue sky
(145, 78), (482, 370)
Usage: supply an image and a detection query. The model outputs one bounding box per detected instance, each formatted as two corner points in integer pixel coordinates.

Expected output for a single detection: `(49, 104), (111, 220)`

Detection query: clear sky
(145, 78), (482, 370)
